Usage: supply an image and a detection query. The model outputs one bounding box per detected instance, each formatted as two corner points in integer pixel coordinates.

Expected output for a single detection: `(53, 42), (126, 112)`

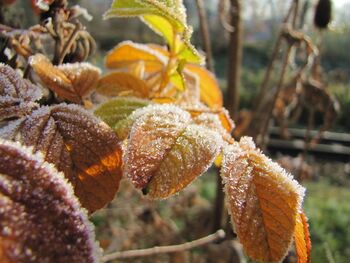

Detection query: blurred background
(2, 0), (350, 262)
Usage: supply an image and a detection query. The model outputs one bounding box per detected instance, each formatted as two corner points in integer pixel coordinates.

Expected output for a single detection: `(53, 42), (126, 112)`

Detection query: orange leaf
(124, 105), (222, 198)
(29, 54), (100, 103)
(221, 137), (305, 263)
(185, 64), (223, 108)
(0, 139), (99, 262)
(2, 104), (123, 213)
(295, 211), (312, 263)
(105, 41), (166, 73)
(96, 72), (150, 98)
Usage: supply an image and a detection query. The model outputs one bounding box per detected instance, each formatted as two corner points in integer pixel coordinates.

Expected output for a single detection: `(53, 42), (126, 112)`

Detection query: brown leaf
(124, 104), (222, 198)
(0, 139), (99, 263)
(295, 211), (312, 263)
(4, 104), (123, 213)
(221, 137), (305, 263)
(29, 54), (100, 103)
(0, 64), (42, 121)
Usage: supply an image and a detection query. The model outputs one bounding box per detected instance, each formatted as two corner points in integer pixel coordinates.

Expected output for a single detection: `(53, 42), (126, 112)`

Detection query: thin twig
(102, 229), (226, 262)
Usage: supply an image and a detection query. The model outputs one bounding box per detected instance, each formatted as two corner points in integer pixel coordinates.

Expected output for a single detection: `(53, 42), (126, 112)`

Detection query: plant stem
(101, 229), (225, 262)
(195, 0), (214, 72)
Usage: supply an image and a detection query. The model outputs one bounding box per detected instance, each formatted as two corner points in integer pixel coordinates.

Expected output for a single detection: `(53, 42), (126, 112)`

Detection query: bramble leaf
(294, 212), (312, 263)
(105, 41), (166, 72)
(29, 54), (101, 103)
(96, 72), (150, 98)
(1, 104), (123, 213)
(94, 97), (150, 139)
(185, 64), (223, 109)
(124, 104), (222, 198)
(0, 64), (42, 121)
(104, 0), (203, 64)
(221, 137), (305, 263)
(0, 139), (99, 262)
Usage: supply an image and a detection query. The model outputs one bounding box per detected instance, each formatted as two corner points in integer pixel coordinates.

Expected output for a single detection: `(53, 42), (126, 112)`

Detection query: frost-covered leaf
(104, 0), (203, 64)
(0, 139), (100, 263)
(29, 54), (101, 103)
(94, 97), (150, 139)
(295, 212), (311, 263)
(145, 124), (222, 198)
(192, 113), (233, 143)
(0, 64), (42, 121)
(221, 137), (305, 263)
(124, 104), (222, 198)
(96, 72), (150, 98)
(4, 104), (123, 213)
(105, 41), (166, 72)
(185, 64), (223, 109)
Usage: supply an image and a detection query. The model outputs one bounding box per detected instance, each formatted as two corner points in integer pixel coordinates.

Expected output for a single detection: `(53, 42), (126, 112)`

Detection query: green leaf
(94, 97), (150, 139)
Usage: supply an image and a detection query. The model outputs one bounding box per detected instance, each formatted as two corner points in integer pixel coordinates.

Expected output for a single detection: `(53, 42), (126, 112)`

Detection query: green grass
(304, 181), (350, 263)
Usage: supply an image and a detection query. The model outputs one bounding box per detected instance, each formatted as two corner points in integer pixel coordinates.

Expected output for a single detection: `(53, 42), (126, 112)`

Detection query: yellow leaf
(105, 41), (166, 72)
(295, 211), (312, 263)
(96, 72), (150, 98)
(221, 137), (305, 263)
(143, 15), (175, 48)
(185, 64), (223, 108)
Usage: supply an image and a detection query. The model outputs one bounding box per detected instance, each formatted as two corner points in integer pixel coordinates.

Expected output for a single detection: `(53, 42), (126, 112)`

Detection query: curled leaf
(185, 64), (223, 109)
(0, 64), (42, 121)
(3, 104), (123, 213)
(29, 54), (100, 103)
(295, 211), (311, 263)
(124, 104), (222, 198)
(221, 137), (305, 263)
(0, 139), (99, 262)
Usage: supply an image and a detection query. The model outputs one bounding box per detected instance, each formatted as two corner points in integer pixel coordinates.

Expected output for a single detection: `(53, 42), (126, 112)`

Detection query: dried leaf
(221, 137), (305, 263)
(185, 64), (223, 108)
(5, 104), (123, 213)
(105, 41), (166, 72)
(0, 139), (100, 262)
(295, 212), (311, 263)
(96, 72), (150, 98)
(29, 54), (100, 103)
(0, 64), (42, 121)
(124, 104), (222, 198)
(94, 97), (150, 139)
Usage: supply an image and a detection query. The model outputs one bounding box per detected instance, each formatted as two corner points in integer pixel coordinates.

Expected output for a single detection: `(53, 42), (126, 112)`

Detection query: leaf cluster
(0, 1), (311, 262)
